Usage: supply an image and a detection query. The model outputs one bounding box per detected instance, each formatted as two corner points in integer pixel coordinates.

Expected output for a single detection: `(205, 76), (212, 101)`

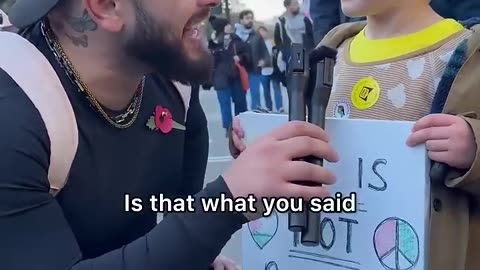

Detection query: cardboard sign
(239, 112), (430, 270)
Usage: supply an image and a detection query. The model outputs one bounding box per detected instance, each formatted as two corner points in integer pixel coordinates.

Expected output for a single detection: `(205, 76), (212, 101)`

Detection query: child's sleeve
(431, 39), (480, 196)
(445, 115), (480, 196)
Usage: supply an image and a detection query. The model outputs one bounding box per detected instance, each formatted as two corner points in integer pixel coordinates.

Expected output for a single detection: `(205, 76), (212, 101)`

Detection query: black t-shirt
(0, 23), (246, 269)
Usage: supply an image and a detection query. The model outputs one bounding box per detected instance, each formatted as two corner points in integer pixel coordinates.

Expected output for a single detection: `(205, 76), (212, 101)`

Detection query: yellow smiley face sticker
(351, 77), (380, 110)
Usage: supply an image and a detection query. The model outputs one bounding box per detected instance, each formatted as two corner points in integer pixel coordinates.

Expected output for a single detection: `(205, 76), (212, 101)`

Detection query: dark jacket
(236, 28), (270, 74)
(209, 33), (251, 90)
(271, 46), (287, 86)
(430, 0), (480, 21)
(309, 0), (363, 44)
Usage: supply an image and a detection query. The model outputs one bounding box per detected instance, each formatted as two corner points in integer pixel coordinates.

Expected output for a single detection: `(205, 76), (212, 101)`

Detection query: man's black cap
(9, 0), (60, 29)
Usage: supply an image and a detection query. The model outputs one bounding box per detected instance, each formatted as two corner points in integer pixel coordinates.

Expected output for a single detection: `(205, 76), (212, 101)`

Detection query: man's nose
(198, 0), (221, 8)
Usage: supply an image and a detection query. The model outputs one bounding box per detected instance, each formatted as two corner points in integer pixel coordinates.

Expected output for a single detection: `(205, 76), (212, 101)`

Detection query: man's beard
(243, 23), (254, 29)
(291, 9), (300, 15)
(123, 1), (213, 85)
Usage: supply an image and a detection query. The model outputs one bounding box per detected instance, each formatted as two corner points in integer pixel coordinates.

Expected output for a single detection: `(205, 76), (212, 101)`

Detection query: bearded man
(0, 0), (338, 269)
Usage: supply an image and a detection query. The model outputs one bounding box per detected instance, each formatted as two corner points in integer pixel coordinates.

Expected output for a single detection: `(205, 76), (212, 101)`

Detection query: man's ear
(84, 0), (124, 33)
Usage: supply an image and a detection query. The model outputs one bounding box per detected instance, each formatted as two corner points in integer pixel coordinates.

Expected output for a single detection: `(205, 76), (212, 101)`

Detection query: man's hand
(229, 117), (246, 158)
(211, 255), (240, 270)
(406, 114), (477, 170)
(233, 55), (240, 62)
(223, 121), (339, 220)
(258, 59), (265, 67)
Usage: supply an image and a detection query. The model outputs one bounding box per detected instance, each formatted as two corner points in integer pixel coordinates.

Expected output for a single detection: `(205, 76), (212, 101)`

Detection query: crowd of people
(206, 0), (311, 136)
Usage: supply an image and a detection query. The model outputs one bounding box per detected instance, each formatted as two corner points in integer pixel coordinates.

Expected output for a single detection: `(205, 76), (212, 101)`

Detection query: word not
(294, 217), (358, 254)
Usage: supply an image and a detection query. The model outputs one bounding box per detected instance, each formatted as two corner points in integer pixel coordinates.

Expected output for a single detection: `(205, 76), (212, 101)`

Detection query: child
(230, 0), (480, 269)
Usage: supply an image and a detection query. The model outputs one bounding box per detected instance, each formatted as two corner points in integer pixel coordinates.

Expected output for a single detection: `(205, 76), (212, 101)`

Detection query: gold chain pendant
(42, 21), (144, 129)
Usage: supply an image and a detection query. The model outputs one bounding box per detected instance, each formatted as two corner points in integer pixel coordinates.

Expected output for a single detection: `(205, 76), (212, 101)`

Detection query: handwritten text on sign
(238, 112), (429, 270)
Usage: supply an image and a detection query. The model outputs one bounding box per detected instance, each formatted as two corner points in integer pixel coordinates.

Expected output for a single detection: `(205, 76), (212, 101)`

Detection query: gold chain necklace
(41, 20), (145, 129)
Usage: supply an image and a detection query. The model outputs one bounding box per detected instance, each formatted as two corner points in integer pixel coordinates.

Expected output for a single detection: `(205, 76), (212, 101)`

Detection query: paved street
(199, 86), (289, 267)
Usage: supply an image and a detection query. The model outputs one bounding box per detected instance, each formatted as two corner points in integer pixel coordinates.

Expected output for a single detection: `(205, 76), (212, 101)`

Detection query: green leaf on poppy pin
(146, 115), (185, 131)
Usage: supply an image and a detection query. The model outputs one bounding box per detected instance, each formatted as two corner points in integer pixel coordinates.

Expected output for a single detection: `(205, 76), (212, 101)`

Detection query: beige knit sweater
(326, 30), (472, 121)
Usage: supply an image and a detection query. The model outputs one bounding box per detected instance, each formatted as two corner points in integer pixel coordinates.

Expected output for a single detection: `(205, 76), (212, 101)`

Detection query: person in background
(274, 0), (314, 84)
(236, 10), (269, 111)
(257, 26), (284, 113)
(309, 0), (363, 44)
(430, 0), (480, 21)
(209, 16), (249, 136)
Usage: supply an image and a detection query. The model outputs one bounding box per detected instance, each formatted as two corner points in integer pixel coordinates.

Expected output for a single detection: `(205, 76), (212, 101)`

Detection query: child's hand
(211, 255), (240, 270)
(406, 114), (477, 170)
(229, 117), (246, 158)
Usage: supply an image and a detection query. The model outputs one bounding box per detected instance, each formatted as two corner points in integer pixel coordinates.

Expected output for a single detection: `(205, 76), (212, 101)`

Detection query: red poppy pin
(146, 105), (185, 133)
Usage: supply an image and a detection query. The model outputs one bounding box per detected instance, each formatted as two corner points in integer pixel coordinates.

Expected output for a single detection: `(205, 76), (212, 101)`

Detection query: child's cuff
(445, 114), (480, 196)
(228, 125), (240, 159)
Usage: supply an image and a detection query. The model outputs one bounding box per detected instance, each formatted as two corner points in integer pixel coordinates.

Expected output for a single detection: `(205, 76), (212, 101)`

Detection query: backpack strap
(277, 16), (286, 44)
(0, 31), (78, 196)
(316, 20), (367, 49)
(442, 22), (480, 114)
(463, 23), (480, 59)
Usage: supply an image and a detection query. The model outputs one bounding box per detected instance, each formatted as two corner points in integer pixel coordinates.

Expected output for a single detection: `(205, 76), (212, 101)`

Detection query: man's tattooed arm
(65, 9), (98, 47)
